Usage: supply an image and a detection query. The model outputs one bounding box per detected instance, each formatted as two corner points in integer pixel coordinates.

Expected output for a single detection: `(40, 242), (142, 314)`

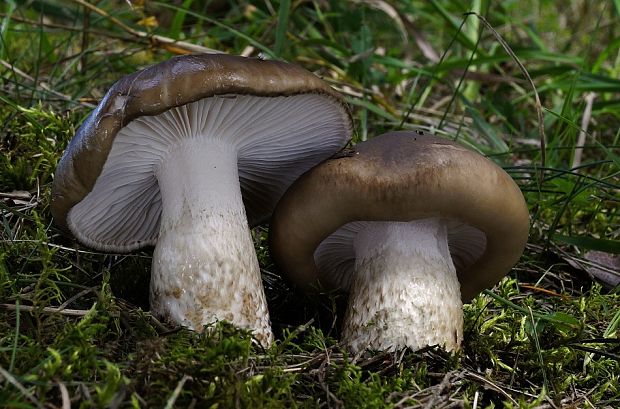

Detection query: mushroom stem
(150, 139), (273, 346)
(343, 218), (463, 352)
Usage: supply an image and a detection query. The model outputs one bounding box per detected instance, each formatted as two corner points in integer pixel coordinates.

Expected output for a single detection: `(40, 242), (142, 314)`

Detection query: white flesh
(68, 94), (350, 345)
(150, 139), (273, 346)
(342, 218), (463, 352)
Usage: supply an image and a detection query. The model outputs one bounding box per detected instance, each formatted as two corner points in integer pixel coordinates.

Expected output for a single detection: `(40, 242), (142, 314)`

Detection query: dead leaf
(584, 251), (620, 288)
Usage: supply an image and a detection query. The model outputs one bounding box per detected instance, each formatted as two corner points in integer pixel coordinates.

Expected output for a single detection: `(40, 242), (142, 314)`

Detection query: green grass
(1, 0), (619, 407)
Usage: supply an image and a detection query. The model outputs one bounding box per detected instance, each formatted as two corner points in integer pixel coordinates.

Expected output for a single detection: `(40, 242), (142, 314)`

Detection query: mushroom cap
(51, 54), (352, 251)
(269, 130), (529, 301)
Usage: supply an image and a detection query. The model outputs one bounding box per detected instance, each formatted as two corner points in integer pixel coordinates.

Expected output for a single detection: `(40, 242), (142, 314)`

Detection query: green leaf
(274, 0), (291, 58)
(169, 0), (194, 40)
(595, 140), (620, 169)
(545, 311), (581, 327)
(427, 0), (479, 52)
(552, 234), (620, 254)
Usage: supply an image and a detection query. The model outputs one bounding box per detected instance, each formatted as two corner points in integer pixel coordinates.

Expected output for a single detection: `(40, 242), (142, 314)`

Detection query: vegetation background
(1, 0), (619, 407)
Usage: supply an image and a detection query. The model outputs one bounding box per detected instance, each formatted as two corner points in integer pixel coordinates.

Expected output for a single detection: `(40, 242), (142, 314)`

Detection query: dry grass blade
(464, 12), (547, 180)
(58, 382), (71, 409)
(164, 375), (192, 409)
(0, 366), (45, 409)
(1, 303), (93, 317)
(0, 59), (95, 107)
(357, 0), (408, 44)
(572, 92), (597, 169)
(1, 1), (618, 407)
(463, 370), (518, 405)
(70, 0), (223, 55)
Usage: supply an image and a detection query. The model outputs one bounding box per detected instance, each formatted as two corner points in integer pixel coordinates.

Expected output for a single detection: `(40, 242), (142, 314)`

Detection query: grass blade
(274, 0), (291, 58)
(168, 0), (194, 40)
(552, 234), (620, 254)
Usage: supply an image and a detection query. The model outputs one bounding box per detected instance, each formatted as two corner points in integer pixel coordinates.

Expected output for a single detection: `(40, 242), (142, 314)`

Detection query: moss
(1, 1), (620, 407)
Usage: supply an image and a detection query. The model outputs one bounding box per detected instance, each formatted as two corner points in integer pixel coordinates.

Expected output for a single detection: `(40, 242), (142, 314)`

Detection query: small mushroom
(51, 54), (352, 346)
(269, 131), (529, 352)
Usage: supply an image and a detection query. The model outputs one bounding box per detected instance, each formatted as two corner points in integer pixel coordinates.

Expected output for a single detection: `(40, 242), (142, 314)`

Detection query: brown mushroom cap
(51, 54), (352, 251)
(269, 130), (529, 301)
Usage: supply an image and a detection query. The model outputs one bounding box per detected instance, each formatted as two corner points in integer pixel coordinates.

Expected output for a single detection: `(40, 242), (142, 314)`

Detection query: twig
(572, 92), (596, 169)
(519, 284), (568, 299)
(463, 370), (518, 405)
(0, 191), (32, 200)
(71, 0), (222, 55)
(58, 287), (97, 310)
(423, 371), (456, 409)
(1, 303), (91, 317)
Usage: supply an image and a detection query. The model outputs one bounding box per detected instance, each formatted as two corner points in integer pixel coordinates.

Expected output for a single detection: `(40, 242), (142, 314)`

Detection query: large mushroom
(269, 131), (529, 352)
(51, 54), (352, 346)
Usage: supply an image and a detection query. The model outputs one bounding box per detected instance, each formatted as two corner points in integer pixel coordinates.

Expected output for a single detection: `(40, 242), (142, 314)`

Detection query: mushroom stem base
(150, 139), (273, 346)
(343, 218), (463, 352)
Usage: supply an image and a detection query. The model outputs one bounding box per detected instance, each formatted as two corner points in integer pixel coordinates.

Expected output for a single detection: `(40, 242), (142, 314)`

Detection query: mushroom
(269, 131), (529, 352)
(51, 54), (352, 346)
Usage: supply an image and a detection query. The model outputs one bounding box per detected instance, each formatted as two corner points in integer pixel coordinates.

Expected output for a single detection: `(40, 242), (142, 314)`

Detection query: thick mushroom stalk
(150, 139), (272, 346)
(51, 55), (352, 348)
(343, 219), (462, 352)
(269, 131), (529, 353)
